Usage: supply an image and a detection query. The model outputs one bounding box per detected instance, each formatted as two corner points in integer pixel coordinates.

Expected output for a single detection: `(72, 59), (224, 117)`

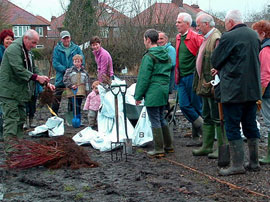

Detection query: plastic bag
(29, 116), (64, 137)
(133, 106), (153, 146)
(72, 127), (98, 146)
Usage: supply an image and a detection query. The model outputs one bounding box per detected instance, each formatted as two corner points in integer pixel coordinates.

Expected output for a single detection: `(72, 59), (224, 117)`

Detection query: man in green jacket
(135, 29), (173, 157)
(211, 10), (261, 176)
(0, 29), (55, 151)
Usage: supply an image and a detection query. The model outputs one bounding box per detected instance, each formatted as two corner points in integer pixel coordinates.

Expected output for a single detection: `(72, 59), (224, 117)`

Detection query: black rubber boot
(186, 116), (203, 147)
(219, 139), (246, 176)
(244, 138), (260, 171)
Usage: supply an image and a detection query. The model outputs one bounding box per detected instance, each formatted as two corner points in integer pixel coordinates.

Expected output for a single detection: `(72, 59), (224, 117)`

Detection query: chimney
(191, 4), (200, 9)
(51, 16), (56, 21)
(172, 0), (183, 7)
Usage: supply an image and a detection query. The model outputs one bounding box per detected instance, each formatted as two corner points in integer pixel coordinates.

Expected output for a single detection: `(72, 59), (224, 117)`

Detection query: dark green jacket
(211, 24), (261, 103)
(134, 46), (171, 107)
(0, 37), (40, 102)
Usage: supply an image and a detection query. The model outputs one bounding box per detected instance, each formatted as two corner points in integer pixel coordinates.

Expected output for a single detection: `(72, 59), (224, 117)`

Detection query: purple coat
(93, 47), (114, 82)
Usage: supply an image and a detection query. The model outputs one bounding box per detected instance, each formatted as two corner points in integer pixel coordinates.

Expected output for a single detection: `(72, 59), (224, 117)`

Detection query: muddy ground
(1, 80), (270, 201)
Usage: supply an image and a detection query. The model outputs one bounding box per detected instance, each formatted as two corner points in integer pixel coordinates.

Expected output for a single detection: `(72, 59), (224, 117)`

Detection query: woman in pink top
(252, 20), (270, 164)
(90, 36), (114, 83)
(83, 81), (101, 129)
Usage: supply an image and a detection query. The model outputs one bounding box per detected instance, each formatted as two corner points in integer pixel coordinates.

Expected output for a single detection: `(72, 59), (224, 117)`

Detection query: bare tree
(0, 0), (11, 30)
(246, 3), (270, 22)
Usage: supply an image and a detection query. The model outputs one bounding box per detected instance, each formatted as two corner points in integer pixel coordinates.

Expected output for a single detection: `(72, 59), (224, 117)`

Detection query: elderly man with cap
(52, 30), (85, 116)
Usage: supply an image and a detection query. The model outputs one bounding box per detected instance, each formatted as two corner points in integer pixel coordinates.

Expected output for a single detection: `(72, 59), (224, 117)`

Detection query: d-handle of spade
(110, 85), (121, 143)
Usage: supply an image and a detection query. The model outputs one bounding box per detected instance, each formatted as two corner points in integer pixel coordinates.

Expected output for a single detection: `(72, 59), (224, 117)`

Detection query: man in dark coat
(211, 10), (261, 176)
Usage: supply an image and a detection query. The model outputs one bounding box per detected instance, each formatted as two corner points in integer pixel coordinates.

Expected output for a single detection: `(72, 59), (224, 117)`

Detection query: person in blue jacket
(157, 31), (176, 94)
(52, 30), (85, 115)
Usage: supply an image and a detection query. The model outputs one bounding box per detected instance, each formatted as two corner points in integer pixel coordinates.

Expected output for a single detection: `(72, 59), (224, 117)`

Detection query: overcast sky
(9, 0), (270, 21)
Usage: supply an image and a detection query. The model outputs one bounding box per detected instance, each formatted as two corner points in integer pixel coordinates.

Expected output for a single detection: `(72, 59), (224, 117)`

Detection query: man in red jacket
(175, 12), (204, 146)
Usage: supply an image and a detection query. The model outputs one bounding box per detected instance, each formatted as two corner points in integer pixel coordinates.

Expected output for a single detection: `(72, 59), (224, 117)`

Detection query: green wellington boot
(147, 127), (165, 157)
(192, 124), (215, 156)
(208, 125), (228, 159)
(162, 125), (174, 153)
(259, 133), (270, 164)
(244, 138), (260, 171)
(219, 139), (246, 176)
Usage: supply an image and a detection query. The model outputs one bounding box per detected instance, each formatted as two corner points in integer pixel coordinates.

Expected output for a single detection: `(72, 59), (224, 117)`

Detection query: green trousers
(0, 97), (26, 141)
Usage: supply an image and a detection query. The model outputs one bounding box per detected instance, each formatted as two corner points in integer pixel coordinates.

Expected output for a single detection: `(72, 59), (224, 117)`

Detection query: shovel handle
(218, 103), (223, 121)
(218, 103), (227, 142)
(72, 88), (77, 117)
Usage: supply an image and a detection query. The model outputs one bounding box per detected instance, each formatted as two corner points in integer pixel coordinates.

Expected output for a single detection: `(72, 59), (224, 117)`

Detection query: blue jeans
(146, 106), (167, 128)
(176, 74), (202, 123)
(222, 102), (260, 141)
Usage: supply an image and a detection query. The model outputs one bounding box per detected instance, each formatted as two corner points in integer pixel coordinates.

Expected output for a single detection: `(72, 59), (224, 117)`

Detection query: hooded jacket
(53, 41), (84, 87)
(134, 46), (171, 107)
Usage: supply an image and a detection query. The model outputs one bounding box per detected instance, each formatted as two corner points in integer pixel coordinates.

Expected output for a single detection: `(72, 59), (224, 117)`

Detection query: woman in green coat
(135, 29), (173, 157)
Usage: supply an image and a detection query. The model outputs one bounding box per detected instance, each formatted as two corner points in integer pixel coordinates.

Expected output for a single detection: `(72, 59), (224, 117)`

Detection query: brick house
(1, 0), (50, 48)
(131, 0), (224, 37)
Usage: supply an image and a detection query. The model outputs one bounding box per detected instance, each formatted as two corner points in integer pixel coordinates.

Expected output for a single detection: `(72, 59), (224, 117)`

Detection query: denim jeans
(222, 102), (260, 141)
(176, 74), (202, 123)
(146, 106), (167, 128)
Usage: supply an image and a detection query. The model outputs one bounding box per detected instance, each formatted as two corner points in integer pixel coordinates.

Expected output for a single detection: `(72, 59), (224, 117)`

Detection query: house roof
(36, 15), (51, 25)
(97, 3), (129, 27)
(131, 2), (223, 26)
(2, 0), (50, 26)
(47, 13), (65, 38)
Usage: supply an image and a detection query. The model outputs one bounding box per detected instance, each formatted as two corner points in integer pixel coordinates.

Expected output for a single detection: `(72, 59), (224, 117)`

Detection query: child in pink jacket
(83, 81), (101, 129)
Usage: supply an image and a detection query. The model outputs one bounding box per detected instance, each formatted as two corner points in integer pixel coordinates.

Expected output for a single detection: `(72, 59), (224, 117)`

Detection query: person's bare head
(176, 12), (192, 34)
(225, 10), (243, 31)
(157, 31), (168, 46)
(196, 13), (215, 35)
(23, 29), (39, 51)
(144, 29), (159, 49)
